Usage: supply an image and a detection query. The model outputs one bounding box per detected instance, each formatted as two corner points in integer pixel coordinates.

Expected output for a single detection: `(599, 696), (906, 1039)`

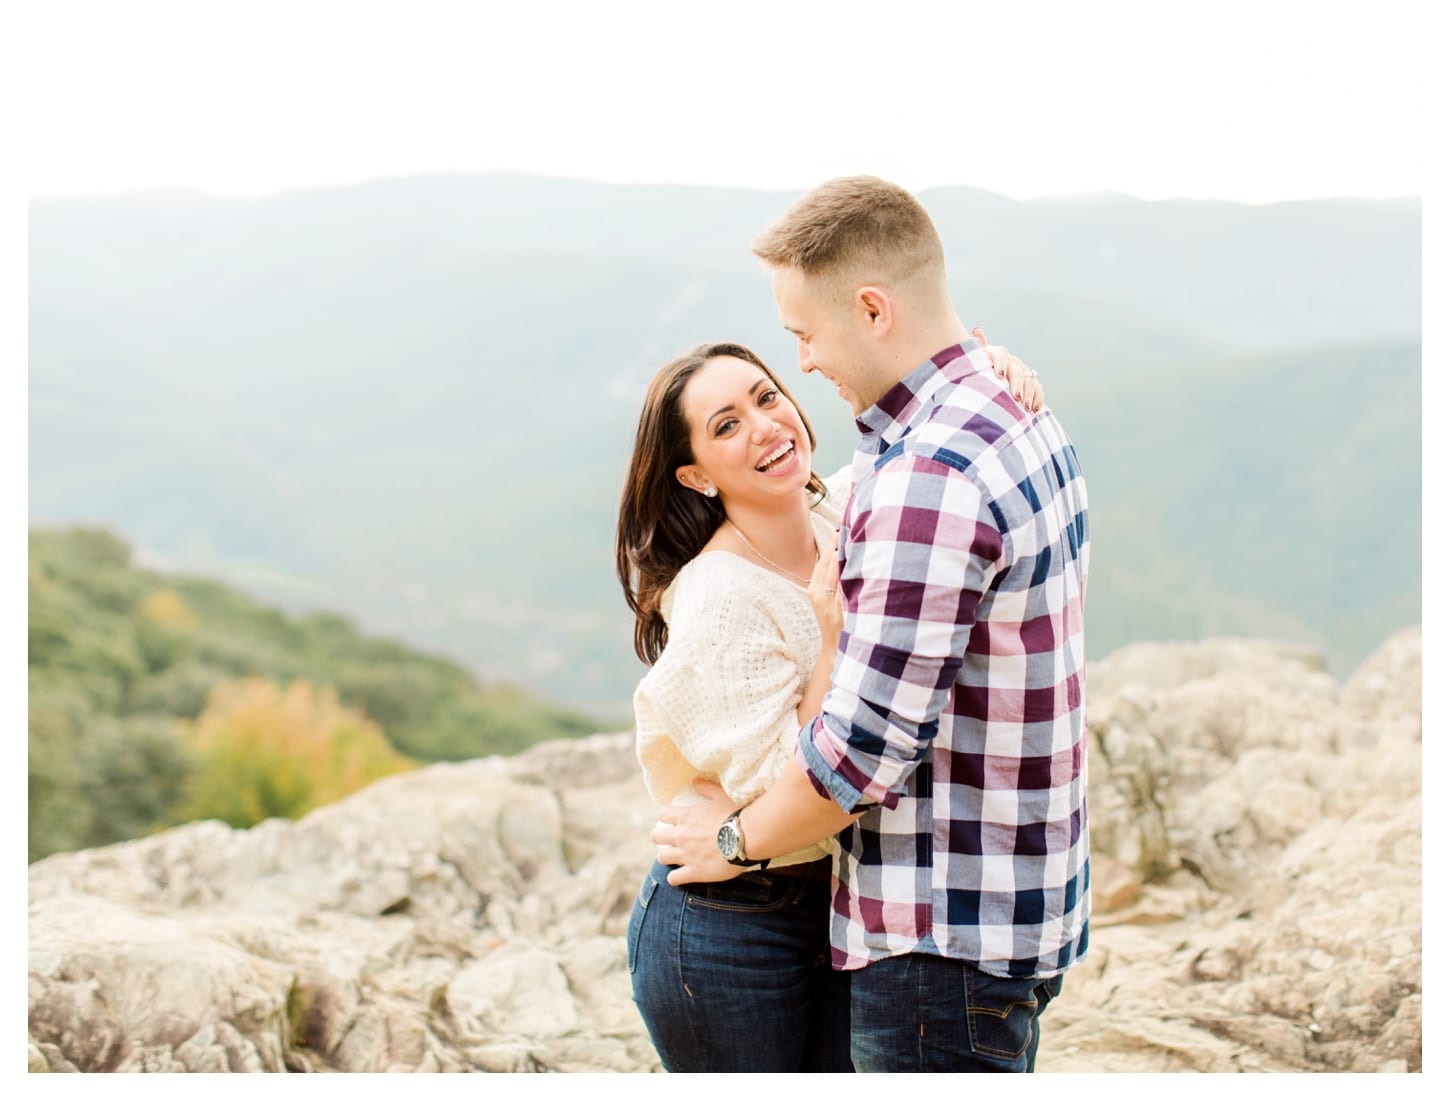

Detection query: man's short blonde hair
(751, 175), (945, 288)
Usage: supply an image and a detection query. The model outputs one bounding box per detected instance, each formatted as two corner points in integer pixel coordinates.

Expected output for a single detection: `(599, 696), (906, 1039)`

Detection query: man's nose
(797, 342), (814, 373)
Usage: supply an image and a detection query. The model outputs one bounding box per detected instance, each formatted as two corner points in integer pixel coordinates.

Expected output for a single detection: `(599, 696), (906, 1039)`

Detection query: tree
(173, 679), (414, 828)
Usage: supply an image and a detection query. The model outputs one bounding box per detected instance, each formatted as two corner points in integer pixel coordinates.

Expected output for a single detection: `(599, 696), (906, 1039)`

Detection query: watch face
(716, 820), (740, 861)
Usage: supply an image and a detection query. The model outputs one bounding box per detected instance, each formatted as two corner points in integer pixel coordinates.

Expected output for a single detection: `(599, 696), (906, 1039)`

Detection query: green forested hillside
(27, 527), (602, 862)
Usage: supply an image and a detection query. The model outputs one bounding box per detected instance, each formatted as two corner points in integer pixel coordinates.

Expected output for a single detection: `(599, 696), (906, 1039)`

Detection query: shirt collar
(854, 340), (986, 450)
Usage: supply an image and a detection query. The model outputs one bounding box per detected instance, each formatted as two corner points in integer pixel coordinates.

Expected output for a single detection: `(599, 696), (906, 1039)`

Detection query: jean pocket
(685, 873), (803, 913)
(963, 970), (1042, 1061)
(626, 873), (660, 974)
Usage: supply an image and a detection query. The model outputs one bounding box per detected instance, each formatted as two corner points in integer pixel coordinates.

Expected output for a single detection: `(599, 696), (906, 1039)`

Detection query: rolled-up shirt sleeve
(796, 451), (1006, 812)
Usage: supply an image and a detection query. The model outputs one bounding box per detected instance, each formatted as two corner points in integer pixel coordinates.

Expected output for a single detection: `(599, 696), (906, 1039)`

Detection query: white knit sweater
(633, 467), (851, 869)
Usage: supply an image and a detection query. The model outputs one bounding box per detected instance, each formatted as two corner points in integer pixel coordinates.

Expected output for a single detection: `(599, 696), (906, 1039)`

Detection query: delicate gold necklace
(725, 518), (817, 586)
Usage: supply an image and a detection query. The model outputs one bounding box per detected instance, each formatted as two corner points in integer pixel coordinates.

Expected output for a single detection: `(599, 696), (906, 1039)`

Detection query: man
(654, 176), (1091, 1073)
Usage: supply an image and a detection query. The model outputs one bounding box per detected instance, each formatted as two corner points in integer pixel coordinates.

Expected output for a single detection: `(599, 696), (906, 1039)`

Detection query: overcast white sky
(18, 0), (1433, 203)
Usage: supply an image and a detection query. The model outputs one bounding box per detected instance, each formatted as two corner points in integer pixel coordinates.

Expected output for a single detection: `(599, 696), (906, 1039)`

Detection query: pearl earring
(702, 486), (717, 498)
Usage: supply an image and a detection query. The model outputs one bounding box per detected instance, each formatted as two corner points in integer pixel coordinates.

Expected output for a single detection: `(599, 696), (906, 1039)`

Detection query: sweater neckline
(673, 508), (836, 597)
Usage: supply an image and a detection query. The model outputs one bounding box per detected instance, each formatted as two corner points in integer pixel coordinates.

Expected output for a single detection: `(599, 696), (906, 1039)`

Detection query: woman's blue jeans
(626, 860), (853, 1073)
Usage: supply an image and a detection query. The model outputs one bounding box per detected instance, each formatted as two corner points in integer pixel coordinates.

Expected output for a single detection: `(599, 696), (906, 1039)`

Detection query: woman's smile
(755, 438), (799, 476)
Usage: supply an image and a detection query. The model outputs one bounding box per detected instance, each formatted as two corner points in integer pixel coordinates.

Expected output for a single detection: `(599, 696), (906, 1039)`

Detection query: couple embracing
(614, 176), (1091, 1073)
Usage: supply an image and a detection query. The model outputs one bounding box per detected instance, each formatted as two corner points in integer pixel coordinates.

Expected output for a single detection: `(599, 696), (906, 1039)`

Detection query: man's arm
(657, 449), (1003, 884)
(654, 764), (859, 886)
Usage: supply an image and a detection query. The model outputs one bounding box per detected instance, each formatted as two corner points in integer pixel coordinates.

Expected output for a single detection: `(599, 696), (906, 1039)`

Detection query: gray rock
(28, 639), (1421, 1073)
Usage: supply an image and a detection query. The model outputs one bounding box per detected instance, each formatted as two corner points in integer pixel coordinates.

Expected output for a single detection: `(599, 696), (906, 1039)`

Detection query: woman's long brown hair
(615, 342), (826, 665)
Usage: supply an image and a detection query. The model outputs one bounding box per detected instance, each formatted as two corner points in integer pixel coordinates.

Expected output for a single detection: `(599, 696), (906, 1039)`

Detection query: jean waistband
(761, 857), (832, 883)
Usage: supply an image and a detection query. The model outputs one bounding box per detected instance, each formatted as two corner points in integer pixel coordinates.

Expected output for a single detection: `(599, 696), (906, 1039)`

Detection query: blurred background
(20, 0), (1427, 862)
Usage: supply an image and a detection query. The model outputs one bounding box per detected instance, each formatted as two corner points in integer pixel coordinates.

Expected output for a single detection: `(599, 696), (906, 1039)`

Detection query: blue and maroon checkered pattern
(795, 341), (1092, 979)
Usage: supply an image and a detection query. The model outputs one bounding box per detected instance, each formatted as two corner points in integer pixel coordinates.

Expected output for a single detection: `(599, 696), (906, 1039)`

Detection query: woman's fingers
(993, 351), (1046, 411)
(810, 531), (840, 590)
(988, 347), (1009, 379)
(974, 329), (1045, 411)
(807, 531), (844, 637)
(1000, 354), (1020, 398)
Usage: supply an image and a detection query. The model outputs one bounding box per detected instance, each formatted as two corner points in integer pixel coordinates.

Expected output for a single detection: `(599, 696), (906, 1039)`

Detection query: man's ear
(857, 285), (893, 336)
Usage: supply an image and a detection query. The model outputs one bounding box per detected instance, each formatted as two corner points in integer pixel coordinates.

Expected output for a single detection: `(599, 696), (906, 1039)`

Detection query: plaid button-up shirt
(796, 341), (1092, 978)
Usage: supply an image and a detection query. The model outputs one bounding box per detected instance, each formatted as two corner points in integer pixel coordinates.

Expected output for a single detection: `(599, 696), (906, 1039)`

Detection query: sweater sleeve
(633, 574), (807, 810)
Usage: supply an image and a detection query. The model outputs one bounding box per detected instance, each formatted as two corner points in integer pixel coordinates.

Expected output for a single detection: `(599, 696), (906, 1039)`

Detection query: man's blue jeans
(627, 860), (853, 1073)
(848, 951), (1065, 1072)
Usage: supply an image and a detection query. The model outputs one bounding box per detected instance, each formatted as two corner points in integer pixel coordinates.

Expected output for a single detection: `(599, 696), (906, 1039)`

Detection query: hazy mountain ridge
(28, 175), (1421, 710)
(32, 177), (1419, 348)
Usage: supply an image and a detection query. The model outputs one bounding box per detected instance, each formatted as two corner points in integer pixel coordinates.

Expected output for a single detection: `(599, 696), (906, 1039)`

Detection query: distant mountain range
(29, 175), (1421, 716)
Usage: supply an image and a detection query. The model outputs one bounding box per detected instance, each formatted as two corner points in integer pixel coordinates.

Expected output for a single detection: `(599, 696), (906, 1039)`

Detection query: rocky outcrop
(1047, 628), (1422, 1072)
(29, 629), (1421, 1073)
(27, 737), (660, 1073)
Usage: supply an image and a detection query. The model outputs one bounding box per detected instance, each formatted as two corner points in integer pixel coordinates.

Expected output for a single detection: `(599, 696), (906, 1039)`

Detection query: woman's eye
(714, 418), (737, 436)
(759, 389), (778, 405)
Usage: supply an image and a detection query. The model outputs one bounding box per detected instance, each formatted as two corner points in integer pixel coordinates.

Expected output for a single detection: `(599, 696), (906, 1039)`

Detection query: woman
(614, 338), (1042, 1073)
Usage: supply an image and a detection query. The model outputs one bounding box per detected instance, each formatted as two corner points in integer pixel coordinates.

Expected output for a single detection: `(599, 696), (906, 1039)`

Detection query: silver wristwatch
(716, 809), (768, 869)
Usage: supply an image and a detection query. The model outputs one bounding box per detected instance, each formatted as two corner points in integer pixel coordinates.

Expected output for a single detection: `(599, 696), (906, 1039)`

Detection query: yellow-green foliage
(175, 679), (415, 828)
(28, 526), (602, 863)
(136, 588), (200, 630)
